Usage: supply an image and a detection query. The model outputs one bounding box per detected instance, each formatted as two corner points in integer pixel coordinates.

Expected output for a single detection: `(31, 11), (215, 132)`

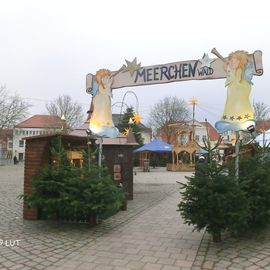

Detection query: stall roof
(133, 139), (172, 153)
(70, 123), (138, 146)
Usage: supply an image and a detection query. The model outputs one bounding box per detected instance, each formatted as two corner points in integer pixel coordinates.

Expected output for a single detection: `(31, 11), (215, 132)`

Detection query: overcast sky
(0, 0), (269, 126)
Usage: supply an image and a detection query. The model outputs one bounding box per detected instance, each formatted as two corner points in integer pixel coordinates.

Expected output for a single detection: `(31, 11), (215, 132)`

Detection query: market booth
(23, 130), (137, 220)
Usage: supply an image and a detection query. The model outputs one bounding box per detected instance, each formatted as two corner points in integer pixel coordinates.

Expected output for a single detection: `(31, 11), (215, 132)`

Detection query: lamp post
(189, 97), (197, 142)
(86, 128), (92, 170)
(98, 137), (103, 167)
(234, 131), (240, 180)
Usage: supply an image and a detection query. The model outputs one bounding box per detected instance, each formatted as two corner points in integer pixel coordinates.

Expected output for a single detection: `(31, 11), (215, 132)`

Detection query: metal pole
(87, 136), (91, 170)
(192, 102), (195, 142)
(235, 131), (240, 181)
(98, 137), (103, 167)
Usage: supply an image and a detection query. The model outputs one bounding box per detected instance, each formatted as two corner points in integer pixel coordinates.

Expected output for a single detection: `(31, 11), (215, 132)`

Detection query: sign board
(86, 50), (263, 93)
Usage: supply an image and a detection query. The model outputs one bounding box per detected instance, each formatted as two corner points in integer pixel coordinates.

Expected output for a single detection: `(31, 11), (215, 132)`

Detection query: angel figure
(89, 69), (119, 138)
(215, 50), (255, 133)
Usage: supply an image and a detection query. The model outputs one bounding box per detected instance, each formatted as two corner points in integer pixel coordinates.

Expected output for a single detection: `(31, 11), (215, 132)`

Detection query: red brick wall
(23, 135), (134, 220)
(23, 138), (49, 220)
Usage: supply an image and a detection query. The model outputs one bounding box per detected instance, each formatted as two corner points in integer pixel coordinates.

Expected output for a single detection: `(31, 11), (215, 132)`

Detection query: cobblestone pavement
(0, 164), (202, 270)
(2, 165), (270, 270)
(192, 232), (270, 270)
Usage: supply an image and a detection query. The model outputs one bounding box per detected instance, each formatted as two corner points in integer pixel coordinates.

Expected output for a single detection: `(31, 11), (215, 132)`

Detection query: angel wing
(244, 61), (254, 85)
(89, 79), (98, 97)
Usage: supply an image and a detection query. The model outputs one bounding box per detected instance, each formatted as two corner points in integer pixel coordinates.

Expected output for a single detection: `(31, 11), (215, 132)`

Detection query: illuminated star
(123, 57), (141, 76)
(132, 114), (142, 124)
(189, 97), (198, 105)
(199, 53), (215, 68)
(122, 128), (129, 136)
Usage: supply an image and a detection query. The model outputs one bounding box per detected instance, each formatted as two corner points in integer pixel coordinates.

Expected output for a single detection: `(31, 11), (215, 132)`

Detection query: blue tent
(133, 139), (172, 153)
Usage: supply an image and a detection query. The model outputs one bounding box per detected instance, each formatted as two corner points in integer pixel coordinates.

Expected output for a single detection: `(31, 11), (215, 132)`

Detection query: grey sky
(0, 0), (269, 126)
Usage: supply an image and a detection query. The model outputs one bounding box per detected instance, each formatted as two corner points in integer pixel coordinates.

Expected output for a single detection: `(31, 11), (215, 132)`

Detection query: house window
(195, 135), (200, 141)
(33, 131), (35, 135)
(178, 132), (188, 146)
(22, 130), (25, 135)
(15, 130), (19, 135)
(202, 135), (207, 141)
(29, 130), (32, 135)
(19, 140), (24, 147)
(26, 130), (28, 135)
(8, 142), (13, 148)
(19, 153), (24, 161)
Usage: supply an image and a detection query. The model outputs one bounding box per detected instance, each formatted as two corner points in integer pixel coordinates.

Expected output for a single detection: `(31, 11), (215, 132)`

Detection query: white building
(157, 120), (220, 145)
(13, 115), (64, 161)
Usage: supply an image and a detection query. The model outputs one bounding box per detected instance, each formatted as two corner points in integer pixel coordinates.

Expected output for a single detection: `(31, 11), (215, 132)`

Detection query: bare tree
(148, 96), (191, 143)
(46, 94), (84, 129)
(0, 86), (31, 129)
(253, 100), (270, 120)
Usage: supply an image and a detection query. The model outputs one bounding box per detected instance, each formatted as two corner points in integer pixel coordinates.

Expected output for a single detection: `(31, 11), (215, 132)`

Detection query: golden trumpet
(211, 48), (226, 62)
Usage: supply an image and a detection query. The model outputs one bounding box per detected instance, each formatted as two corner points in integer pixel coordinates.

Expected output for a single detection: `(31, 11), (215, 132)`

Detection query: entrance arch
(86, 49), (263, 171)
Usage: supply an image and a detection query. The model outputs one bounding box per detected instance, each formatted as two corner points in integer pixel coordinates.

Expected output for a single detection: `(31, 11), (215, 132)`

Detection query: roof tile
(15, 115), (64, 129)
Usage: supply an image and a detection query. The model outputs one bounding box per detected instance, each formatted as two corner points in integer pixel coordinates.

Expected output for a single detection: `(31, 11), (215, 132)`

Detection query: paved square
(1, 165), (270, 269)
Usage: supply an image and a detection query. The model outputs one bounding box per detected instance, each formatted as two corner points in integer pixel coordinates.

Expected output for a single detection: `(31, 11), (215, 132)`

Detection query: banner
(86, 50), (263, 93)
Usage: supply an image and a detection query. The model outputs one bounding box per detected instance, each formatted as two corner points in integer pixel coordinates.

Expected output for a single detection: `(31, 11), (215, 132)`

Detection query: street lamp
(86, 128), (92, 169)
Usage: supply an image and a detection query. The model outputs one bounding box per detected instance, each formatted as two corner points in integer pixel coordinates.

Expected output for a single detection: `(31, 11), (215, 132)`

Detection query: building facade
(157, 120), (219, 171)
(13, 115), (64, 161)
(157, 120), (219, 145)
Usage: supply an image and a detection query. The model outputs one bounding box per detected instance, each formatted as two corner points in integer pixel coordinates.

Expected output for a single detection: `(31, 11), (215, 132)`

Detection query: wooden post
(235, 131), (240, 181)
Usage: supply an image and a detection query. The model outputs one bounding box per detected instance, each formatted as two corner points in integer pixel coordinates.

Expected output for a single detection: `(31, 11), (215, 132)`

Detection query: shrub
(23, 137), (124, 222)
(237, 153), (270, 232)
(178, 161), (249, 241)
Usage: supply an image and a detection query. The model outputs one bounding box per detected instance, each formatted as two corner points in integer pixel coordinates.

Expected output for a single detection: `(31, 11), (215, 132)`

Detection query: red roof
(15, 115), (64, 129)
(200, 122), (220, 141)
(70, 123), (138, 145)
(256, 120), (270, 132)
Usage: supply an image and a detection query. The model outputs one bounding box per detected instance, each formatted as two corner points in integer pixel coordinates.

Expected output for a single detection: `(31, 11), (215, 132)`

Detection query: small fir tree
(178, 161), (249, 242)
(178, 129), (249, 242)
(23, 136), (124, 222)
(234, 152), (270, 232)
(117, 107), (144, 145)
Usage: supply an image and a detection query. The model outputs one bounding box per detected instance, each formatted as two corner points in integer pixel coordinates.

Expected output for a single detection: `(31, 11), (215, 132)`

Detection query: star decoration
(230, 116), (235, 121)
(189, 97), (198, 105)
(122, 128), (129, 136)
(199, 53), (215, 68)
(123, 57), (141, 76)
(132, 113), (142, 124)
(237, 116), (243, 121)
(244, 114), (250, 119)
(223, 115), (227, 120)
